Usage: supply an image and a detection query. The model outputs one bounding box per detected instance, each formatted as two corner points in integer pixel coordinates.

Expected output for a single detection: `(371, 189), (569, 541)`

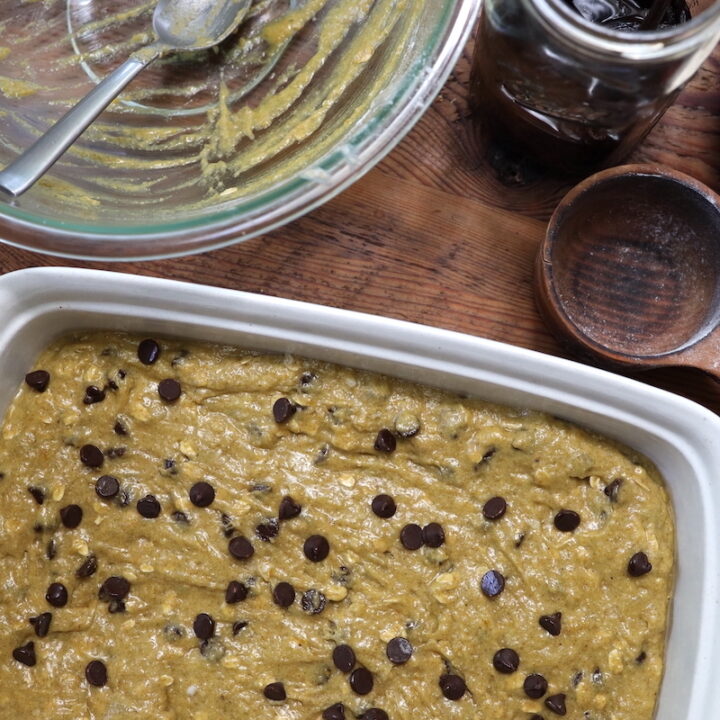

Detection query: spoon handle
(0, 49), (160, 197)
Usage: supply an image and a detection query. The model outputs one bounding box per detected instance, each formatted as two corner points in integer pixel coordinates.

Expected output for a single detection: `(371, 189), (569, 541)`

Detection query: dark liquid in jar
(470, 0), (692, 175)
(564, 0), (690, 30)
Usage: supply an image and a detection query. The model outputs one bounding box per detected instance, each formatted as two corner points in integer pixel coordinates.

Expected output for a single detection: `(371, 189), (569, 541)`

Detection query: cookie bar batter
(0, 333), (674, 719)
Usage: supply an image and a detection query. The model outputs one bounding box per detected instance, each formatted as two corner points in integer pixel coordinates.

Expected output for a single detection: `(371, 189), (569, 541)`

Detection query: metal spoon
(0, 0), (251, 197)
(534, 164), (720, 380)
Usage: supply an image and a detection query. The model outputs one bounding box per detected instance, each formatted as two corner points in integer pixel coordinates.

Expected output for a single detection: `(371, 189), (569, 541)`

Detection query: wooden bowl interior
(547, 173), (720, 357)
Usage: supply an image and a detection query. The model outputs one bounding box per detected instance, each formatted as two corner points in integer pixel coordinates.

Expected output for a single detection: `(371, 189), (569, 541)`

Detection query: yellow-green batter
(0, 332), (673, 719)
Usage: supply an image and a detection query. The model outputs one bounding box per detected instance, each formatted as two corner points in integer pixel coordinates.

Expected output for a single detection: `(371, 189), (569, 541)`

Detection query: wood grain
(2, 35), (720, 413)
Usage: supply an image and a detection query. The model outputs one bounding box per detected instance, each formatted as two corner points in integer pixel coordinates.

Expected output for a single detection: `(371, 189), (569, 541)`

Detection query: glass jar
(470, 0), (720, 175)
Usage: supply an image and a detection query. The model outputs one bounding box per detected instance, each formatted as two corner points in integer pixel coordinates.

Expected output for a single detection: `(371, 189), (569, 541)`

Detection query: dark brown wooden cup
(535, 164), (720, 378)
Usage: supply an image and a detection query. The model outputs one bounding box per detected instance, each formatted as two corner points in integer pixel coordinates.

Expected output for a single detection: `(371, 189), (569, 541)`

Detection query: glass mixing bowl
(0, 0), (480, 260)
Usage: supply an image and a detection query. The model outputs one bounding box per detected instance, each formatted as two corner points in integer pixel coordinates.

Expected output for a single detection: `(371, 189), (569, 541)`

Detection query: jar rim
(531, 0), (720, 59)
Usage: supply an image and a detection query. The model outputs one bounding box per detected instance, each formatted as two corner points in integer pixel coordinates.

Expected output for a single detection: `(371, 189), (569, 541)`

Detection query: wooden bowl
(535, 164), (720, 377)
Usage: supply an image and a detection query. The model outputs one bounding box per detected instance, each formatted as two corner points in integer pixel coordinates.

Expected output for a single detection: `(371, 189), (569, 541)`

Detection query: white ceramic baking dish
(0, 266), (717, 718)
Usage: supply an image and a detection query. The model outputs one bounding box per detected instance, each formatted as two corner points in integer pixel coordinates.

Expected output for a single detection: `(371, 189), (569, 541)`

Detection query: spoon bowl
(153, 0), (250, 49)
(535, 164), (720, 378)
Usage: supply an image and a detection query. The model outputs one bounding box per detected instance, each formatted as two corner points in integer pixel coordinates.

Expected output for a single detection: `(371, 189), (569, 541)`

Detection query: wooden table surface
(3, 29), (720, 414)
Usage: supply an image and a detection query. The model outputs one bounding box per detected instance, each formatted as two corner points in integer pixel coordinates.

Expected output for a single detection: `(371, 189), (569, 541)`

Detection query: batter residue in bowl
(0, 0), (421, 214)
(0, 333), (673, 719)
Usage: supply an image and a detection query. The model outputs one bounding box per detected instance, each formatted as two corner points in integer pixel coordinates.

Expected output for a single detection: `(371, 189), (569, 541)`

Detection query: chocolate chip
(137, 495), (161, 518)
(27, 486), (45, 505)
(273, 581), (296, 607)
(46, 582), (68, 607)
(524, 674), (548, 698)
(480, 570), (505, 598)
(422, 522), (445, 548)
(301, 589), (326, 614)
(349, 667), (373, 695)
(228, 536), (254, 560)
(96, 475), (120, 500)
(256, 519), (279, 541)
(138, 339), (160, 365)
(374, 428), (396, 453)
(304, 535), (330, 562)
(386, 637), (413, 664)
(46, 539), (57, 560)
(539, 612), (562, 636)
(300, 372), (316, 386)
(273, 397), (296, 423)
(60, 504), (83, 529)
(636, 651), (647, 664)
(264, 682), (286, 701)
(371, 494), (396, 518)
(189, 481), (215, 508)
(545, 693), (567, 715)
(100, 576), (130, 601)
(76, 554), (98, 578)
(493, 648), (520, 674)
(193, 613), (215, 640)
(225, 581), (248, 604)
(83, 386), (106, 405)
(604, 478), (623, 501)
(25, 370), (50, 392)
(554, 509), (580, 532)
(439, 674), (466, 700)
(361, 710), (389, 720)
(113, 421), (128, 436)
(232, 621), (249, 635)
(628, 551), (652, 577)
(12, 641), (36, 666)
(278, 495), (302, 520)
(85, 660), (108, 687)
(400, 523), (424, 550)
(322, 703), (346, 720)
(483, 496), (507, 520)
(221, 512), (235, 537)
(29, 612), (52, 638)
(80, 444), (104, 468)
(158, 378), (181, 402)
(332, 644), (356, 673)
